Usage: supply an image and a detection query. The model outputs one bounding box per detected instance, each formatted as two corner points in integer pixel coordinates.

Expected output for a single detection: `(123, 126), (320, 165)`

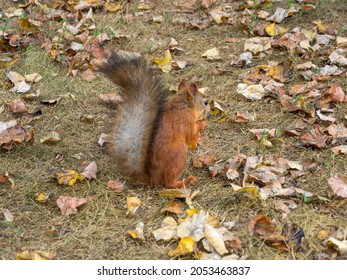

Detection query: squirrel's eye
(204, 100), (208, 106)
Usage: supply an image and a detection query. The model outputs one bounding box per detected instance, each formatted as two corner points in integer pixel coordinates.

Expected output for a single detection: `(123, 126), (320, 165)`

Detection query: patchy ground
(0, 0), (347, 260)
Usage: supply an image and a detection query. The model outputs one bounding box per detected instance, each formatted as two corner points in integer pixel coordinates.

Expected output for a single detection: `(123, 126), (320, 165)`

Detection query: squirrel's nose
(204, 100), (208, 106)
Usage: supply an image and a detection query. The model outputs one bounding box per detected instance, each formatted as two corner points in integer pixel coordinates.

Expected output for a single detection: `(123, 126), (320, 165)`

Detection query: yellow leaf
(153, 50), (172, 72)
(265, 23), (276, 37)
(104, 2), (121, 12)
(186, 208), (200, 218)
(204, 224), (228, 255)
(209, 100), (226, 122)
(126, 197), (141, 215)
(138, 2), (150, 10)
(55, 170), (85, 186)
(18, 18), (38, 32)
(128, 222), (145, 240)
(235, 186), (262, 201)
(0, 53), (20, 68)
(35, 192), (49, 203)
(168, 236), (196, 257)
(16, 250), (54, 260)
(40, 131), (61, 144)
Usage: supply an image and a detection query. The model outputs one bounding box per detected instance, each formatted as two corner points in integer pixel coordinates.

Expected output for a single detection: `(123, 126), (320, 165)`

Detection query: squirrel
(98, 52), (209, 188)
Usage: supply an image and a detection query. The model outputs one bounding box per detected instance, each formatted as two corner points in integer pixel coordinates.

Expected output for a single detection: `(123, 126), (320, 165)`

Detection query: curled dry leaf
(230, 112), (255, 123)
(168, 236), (196, 257)
(9, 99), (27, 114)
(153, 50), (172, 73)
(209, 100), (226, 122)
(237, 83), (265, 101)
(35, 192), (50, 203)
(328, 174), (347, 198)
(161, 200), (184, 214)
(40, 131), (62, 144)
(56, 196), (87, 216)
(126, 197), (141, 216)
(204, 224), (228, 255)
(326, 237), (347, 256)
(192, 155), (216, 168)
(300, 126), (328, 148)
(54, 170), (85, 186)
(248, 215), (277, 236)
(128, 222), (145, 241)
(80, 161), (97, 179)
(0, 122), (34, 150)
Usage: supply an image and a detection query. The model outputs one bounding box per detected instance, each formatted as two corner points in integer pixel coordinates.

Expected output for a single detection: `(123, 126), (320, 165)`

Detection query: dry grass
(0, 0), (347, 260)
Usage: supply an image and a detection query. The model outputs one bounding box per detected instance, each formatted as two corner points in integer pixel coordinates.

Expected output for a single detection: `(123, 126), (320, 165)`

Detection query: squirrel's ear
(187, 82), (198, 96)
(178, 78), (188, 91)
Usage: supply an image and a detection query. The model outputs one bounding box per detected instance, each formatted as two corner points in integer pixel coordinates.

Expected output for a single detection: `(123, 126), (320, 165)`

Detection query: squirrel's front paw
(185, 175), (198, 186)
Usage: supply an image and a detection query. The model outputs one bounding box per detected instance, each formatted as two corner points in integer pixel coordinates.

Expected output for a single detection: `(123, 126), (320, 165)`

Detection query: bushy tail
(98, 52), (167, 181)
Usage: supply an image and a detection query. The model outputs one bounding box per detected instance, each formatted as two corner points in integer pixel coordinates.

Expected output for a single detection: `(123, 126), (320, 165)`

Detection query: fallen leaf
(56, 196), (87, 216)
(248, 215), (277, 236)
(3, 209), (14, 223)
(230, 112), (255, 123)
(107, 179), (124, 192)
(40, 131), (62, 144)
(80, 161), (97, 179)
(153, 50), (172, 73)
(104, 2), (121, 12)
(161, 200), (185, 214)
(300, 126), (328, 148)
(331, 145), (347, 155)
(54, 170), (85, 186)
(126, 197), (141, 216)
(192, 155), (216, 168)
(128, 222), (145, 241)
(168, 236), (196, 257)
(326, 237), (347, 256)
(35, 192), (50, 203)
(209, 100), (226, 122)
(201, 48), (221, 61)
(0, 122), (33, 150)
(9, 99), (27, 114)
(16, 251), (55, 260)
(204, 224), (228, 255)
(237, 83), (265, 101)
(328, 175), (347, 198)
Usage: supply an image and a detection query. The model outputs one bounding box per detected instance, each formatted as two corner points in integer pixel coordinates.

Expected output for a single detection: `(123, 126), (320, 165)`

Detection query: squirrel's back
(98, 52), (168, 181)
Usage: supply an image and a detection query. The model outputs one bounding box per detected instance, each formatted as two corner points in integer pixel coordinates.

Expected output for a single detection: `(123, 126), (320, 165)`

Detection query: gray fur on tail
(98, 52), (167, 180)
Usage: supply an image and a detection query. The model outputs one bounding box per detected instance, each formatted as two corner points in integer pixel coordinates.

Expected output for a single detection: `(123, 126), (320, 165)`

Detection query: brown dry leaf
(192, 155), (216, 168)
(126, 197), (141, 216)
(54, 170), (85, 186)
(0, 122), (34, 150)
(9, 99), (27, 114)
(325, 85), (346, 103)
(81, 69), (96, 81)
(128, 222), (145, 241)
(274, 200), (298, 218)
(248, 215), (277, 236)
(230, 112), (255, 123)
(168, 236), (196, 257)
(244, 37), (272, 54)
(329, 49), (347, 66)
(3, 209), (14, 223)
(56, 196), (87, 216)
(300, 126), (328, 148)
(25, 73), (42, 83)
(0, 51), (20, 68)
(107, 179), (124, 192)
(161, 200), (185, 214)
(331, 145), (347, 155)
(265, 223), (304, 251)
(16, 251), (55, 260)
(99, 93), (123, 106)
(267, 7), (288, 23)
(328, 175), (347, 198)
(324, 123), (347, 137)
(80, 161), (97, 179)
